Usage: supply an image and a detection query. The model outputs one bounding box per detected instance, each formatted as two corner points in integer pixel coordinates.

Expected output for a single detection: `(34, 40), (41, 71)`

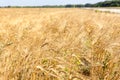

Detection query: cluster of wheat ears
(0, 8), (120, 80)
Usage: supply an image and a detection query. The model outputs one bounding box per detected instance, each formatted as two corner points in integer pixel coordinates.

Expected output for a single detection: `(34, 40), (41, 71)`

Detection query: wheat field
(0, 8), (120, 80)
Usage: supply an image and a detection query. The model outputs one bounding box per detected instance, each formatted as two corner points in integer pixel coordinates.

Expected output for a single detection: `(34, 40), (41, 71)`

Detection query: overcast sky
(0, 0), (105, 6)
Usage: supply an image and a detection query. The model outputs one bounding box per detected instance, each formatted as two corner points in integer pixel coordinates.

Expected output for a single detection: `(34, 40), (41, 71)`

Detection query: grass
(0, 8), (120, 80)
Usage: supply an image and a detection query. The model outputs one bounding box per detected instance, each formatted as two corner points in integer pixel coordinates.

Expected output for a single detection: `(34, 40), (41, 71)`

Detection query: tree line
(0, 0), (120, 8)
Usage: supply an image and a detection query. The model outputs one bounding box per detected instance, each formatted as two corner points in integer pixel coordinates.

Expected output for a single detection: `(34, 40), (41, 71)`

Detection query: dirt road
(85, 8), (120, 14)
